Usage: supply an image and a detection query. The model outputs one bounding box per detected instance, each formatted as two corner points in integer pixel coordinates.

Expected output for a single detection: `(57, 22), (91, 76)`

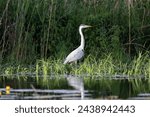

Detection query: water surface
(0, 74), (150, 100)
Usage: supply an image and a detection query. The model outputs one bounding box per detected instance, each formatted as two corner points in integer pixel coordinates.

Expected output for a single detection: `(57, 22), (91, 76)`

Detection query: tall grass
(0, 0), (149, 63)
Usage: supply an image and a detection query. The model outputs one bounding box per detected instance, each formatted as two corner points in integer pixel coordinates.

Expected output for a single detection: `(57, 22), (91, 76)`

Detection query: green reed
(0, 0), (150, 63)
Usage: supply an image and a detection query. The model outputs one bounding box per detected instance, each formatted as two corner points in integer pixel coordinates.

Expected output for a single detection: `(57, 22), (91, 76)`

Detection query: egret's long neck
(79, 27), (84, 50)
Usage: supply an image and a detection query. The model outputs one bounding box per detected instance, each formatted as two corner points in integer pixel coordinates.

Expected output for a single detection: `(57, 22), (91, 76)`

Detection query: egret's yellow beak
(86, 25), (92, 28)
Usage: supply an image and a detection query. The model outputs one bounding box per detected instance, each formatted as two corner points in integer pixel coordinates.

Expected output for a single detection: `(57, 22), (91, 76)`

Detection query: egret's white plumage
(63, 24), (91, 64)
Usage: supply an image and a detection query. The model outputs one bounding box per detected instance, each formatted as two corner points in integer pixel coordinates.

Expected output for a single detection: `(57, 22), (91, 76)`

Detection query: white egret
(63, 24), (91, 64)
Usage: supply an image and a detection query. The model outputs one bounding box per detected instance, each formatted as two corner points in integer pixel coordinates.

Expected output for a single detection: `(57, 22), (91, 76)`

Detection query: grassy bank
(0, 52), (150, 98)
(0, 52), (149, 78)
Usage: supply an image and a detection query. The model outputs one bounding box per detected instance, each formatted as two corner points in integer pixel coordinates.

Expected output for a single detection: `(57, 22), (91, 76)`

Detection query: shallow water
(0, 74), (150, 100)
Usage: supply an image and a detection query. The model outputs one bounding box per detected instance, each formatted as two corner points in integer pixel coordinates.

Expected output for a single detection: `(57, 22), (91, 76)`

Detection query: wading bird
(63, 24), (91, 64)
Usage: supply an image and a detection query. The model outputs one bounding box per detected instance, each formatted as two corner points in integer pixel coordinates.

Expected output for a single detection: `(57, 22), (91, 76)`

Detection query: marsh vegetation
(0, 0), (150, 99)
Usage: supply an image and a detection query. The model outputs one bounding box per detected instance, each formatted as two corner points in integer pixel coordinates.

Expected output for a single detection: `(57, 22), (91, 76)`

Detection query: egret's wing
(64, 47), (84, 64)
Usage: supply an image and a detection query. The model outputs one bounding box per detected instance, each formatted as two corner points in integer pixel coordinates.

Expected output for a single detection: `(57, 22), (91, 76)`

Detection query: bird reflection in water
(66, 75), (84, 100)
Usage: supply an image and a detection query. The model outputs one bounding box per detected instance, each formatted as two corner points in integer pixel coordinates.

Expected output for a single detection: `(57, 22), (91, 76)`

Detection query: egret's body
(64, 24), (91, 64)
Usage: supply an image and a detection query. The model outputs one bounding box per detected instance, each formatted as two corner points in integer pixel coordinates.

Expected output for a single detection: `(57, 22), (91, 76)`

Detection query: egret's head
(80, 24), (92, 29)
